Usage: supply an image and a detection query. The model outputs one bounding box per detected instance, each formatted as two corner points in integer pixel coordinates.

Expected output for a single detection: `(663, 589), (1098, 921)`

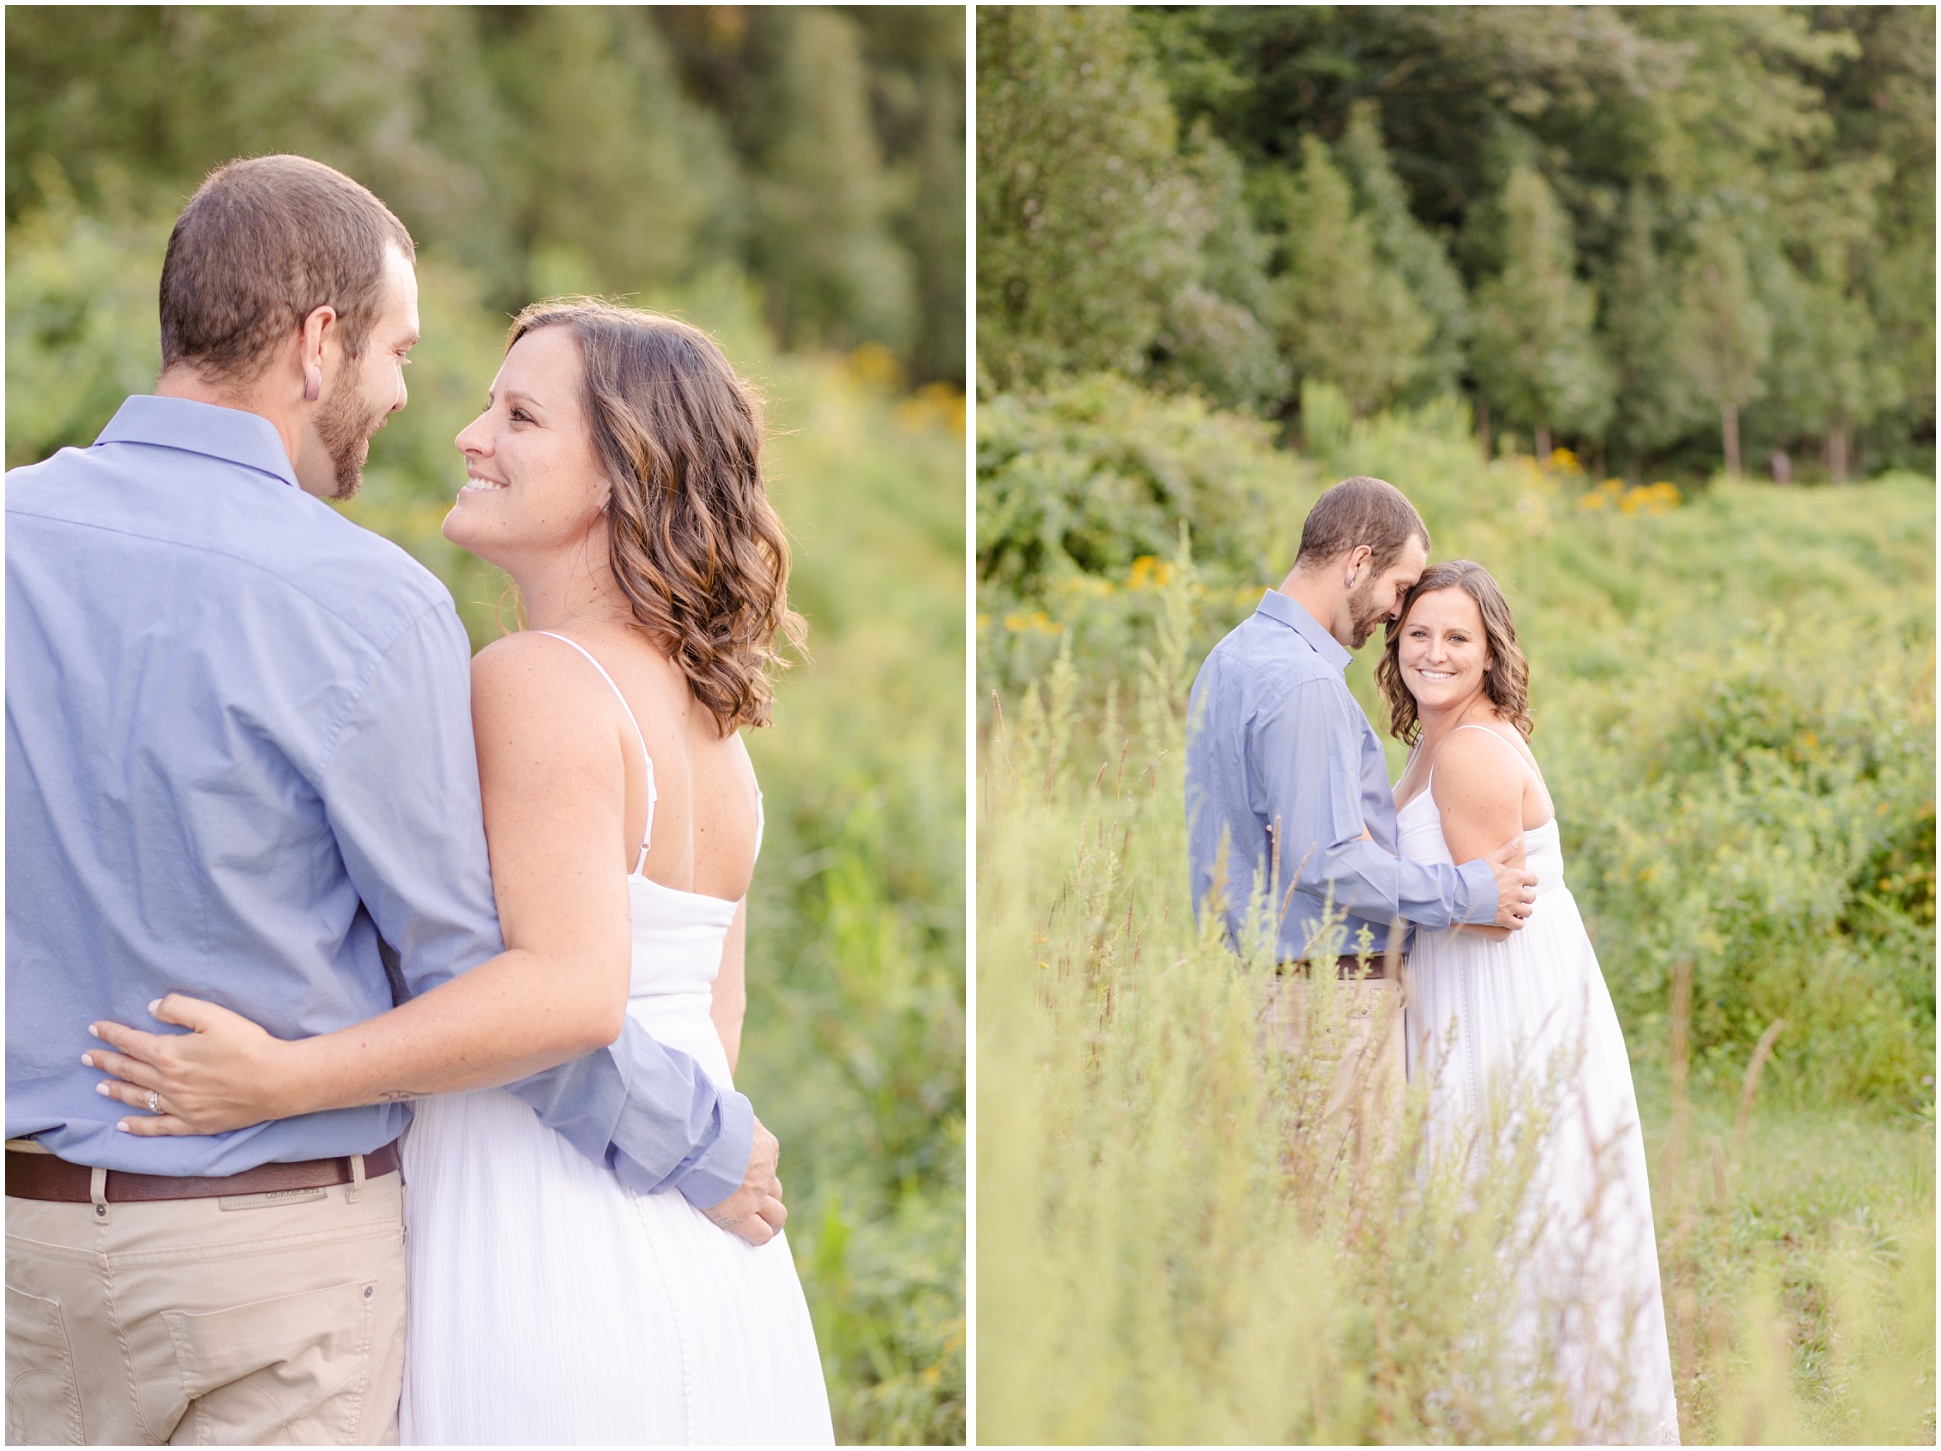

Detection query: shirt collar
(1252, 588), (1354, 672)
(94, 396), (301, 490)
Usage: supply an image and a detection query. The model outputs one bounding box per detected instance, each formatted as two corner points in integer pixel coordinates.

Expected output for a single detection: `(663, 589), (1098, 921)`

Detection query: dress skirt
(399, 1079), (833, 1445)
(1405, 820), (1679, 1445)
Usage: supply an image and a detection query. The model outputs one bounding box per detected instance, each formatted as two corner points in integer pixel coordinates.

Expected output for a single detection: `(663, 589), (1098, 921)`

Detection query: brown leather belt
(1279, 952), (1400, 981)
(5, 1141), (400, 1203)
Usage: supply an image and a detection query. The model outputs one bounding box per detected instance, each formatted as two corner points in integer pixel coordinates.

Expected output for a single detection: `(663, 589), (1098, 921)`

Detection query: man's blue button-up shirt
(7, 396), (752, 1206)
(1185, 589), (1498, 960)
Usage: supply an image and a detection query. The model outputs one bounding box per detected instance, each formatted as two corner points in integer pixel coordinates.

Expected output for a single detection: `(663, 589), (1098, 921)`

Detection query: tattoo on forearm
(376, 1090), (417, 1103)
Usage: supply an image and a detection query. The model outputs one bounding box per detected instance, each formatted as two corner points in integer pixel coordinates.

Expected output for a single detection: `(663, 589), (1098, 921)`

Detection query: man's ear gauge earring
(304, 374), (320, 403)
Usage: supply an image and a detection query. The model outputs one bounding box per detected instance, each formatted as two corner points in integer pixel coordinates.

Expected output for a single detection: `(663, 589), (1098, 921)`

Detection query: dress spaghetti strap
(1435, 723), (1555, 832)
(530, 631), (657, 872)
(1449, 722), (1546, 789)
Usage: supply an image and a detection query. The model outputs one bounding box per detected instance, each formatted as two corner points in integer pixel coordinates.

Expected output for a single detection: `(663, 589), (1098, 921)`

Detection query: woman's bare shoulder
(469, 632), (615, 739)
(1429, 724), (1527, 816)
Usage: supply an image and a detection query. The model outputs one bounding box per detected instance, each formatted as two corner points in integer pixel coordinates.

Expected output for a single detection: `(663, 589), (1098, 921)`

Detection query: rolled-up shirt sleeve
(1251, 678), (1498, 956)
(319, 602), (752, 1208)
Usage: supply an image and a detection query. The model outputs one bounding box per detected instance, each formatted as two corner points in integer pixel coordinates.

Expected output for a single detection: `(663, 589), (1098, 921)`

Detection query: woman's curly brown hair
(508, 299), (806, 736)
(1375, 559), (1533, 746)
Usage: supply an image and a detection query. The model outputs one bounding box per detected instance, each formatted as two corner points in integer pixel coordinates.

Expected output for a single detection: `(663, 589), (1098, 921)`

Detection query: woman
(1376, 560), (1678, 1445)
(89, 302), (834, 1444)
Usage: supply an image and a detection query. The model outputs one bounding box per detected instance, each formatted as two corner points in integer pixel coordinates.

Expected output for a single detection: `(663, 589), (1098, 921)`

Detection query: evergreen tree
(1759, 173), (1901, 486)
(1148, 123), (1286, 411)
(1800, 281), (1892, 483)
(1337, 100), (1470, 404)
(739, 8), (916, 354)
(1125, 5), (1933, 475)
(1867, 234), (1936, 457)
(1821, 5), (1935, 455)
(486, 8), (734, 303)
(975, 6), (1202, 389)
(1601, 188), (1695, 480)
(1267, 135), (1431, 417)
(1672, 218), (1771, 478)
(1470, 165), (1612, 459)
(847, 7), (969, 385)
(5, 7), (962, 385)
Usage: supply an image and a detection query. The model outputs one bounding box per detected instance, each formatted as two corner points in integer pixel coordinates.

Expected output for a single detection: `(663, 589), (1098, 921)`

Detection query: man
(6, 155), (776, 1444)
(1184, 476), (1538, 1122)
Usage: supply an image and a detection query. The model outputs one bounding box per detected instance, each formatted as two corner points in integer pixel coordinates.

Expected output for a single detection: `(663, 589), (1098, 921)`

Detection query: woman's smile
(1396, 586), (1492, 706)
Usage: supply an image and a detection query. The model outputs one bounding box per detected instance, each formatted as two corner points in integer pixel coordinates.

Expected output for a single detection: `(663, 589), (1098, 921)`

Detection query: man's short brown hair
(1295, 475), (1430, 573)
(159, 155), (415, 383)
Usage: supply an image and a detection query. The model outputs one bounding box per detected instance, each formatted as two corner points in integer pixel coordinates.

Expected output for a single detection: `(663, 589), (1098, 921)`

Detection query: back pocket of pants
(162, 1279), (375, 1443)
(6, 1285), (85, 1445)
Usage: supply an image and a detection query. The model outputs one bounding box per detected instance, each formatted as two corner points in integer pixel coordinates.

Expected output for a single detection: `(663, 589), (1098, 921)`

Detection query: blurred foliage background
(978, 5), (1932, 484)
(978, 6), (1932, 1442)
(7, 6), (964, 1442)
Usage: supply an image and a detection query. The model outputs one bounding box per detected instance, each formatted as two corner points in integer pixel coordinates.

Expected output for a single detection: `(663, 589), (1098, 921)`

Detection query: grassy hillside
(977, 379), (1933, 1442)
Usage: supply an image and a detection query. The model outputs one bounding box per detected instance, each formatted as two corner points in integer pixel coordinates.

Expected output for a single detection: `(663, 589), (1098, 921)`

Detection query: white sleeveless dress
(399, 633), (833, 1445)
(1398, 726), (1679, 1445)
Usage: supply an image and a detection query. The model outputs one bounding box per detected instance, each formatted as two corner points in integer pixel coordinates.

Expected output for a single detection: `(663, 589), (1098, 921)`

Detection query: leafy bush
(5, 173), (166, 470)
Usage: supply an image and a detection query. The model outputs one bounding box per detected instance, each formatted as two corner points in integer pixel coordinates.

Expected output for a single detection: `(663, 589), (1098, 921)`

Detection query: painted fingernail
(80, 1053), (94, 1068)
(116, 1120), (130, 1132)
(148, 1000), (161, 1014)
(96, 1082), (111, 1096)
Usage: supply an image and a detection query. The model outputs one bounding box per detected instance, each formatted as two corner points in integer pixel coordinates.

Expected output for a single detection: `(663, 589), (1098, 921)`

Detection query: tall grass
(977, 380), (1933, 1443)
(978, 571), (1933, 1441)
(985, 574), (1599, 1443)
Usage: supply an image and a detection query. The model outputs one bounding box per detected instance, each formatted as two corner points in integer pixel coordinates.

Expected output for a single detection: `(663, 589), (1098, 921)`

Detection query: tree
(1336, 100), (1470, 404)
(1147, 123), (1286, 411)
(1760, 226), (1900, 486)
(1601, 188), (1696, 480)
(1266, 135), (1431, 417)
(1817, 5), (1935, 456)
(846, 7), (969, 386)
(5, 7), (963, 385)
(975, 6), (1203, 389)
(1672, 219), (1771, 478)
(1470, 164), (1612, 459)
(1799, 282), (1892, 483)
(737, 8), (916, 354)
(486, 8), (733, 304)
(1125, 5), (1934, 474)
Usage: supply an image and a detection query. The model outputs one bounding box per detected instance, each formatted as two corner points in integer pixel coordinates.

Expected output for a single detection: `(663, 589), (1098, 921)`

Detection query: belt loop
(347, 1152), (365, 1204)
(89, 1165), (110, 1224)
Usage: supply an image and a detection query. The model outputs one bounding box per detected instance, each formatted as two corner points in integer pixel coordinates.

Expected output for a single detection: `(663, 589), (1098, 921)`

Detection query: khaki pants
(1265, 974), (1407, 1171)
(6, 1169), (406, 1445)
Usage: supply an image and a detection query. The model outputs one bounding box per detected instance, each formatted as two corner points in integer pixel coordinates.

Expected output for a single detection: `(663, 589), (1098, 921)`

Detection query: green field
(976, 379), (1934, 1443)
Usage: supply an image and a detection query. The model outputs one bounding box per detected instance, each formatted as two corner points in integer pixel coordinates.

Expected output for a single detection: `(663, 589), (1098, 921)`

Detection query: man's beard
(1346, 573), (1389, 649)
(314, 373), (388, 500)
